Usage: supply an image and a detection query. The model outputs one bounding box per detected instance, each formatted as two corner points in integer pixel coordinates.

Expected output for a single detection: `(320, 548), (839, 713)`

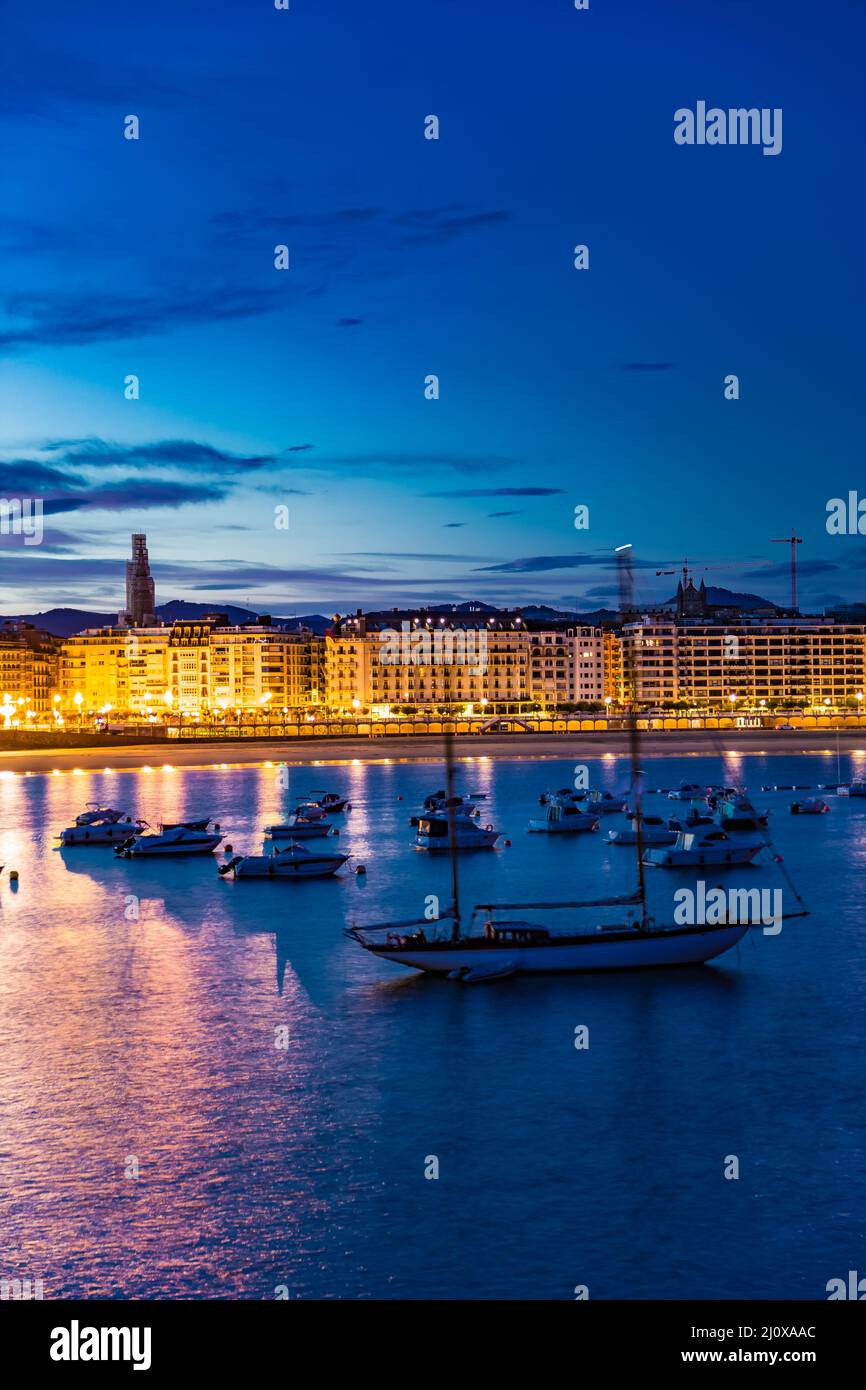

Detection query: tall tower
(122, 533), (157, 627)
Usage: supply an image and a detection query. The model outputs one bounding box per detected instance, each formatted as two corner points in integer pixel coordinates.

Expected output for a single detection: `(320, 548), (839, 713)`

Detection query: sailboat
(346, 545), (808, 980)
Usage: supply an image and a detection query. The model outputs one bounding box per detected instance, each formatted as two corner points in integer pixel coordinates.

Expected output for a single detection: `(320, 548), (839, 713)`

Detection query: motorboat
(59, 812), (137, 845)
(218, 843), (348, 879)
(643, 828), (761, 868)
(161, 818), (213, 832)
(292, 802), (330, 821)
(849, 782), (866, 798)
(583, 790), (627, 814)
(668, 781), (709, 802)
(301, 790), (349, 812)
(415, 815), (499, 851)
(410, 795), (480, 826)
(422, 791), (483, 816)
(790, 799), (829, 815)
(74, 804), (126, 826)
(539, 787), (579, 806)
(114, 822), (224, 857)
(606, 815), (676, 846)
(265, 813), (333, 840)
(667, 808), (714, 832)
(714, 797), (768, 841)
(528, 802), (599, 833)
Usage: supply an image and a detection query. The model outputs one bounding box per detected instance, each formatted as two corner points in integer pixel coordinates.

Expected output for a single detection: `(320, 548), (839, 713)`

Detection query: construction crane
(770, 532), (803, 612)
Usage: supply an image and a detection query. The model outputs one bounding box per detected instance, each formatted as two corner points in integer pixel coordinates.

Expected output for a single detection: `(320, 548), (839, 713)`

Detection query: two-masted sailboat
(345, 546), (802, 981)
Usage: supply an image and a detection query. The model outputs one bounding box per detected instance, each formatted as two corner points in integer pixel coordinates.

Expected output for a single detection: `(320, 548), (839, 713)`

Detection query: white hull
(366, 923), (750, 974)
(231, 855), (346, 879)
(60, 823), (136, 845)
(121, 835), (223, 857)
(528, 818), (597, 834)
(644, 846), (759, 867)
(265, 823), (332, 840)
(416, 831), (499, 851)
(607, 829), (676, 846)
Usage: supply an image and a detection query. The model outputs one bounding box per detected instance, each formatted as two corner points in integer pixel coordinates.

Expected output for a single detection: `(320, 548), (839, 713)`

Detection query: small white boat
(74, 804), (126, 826)
(528, 803), (599, 833)
(293, 802), (332, 821)
(849, 782), (866, 798)
(539, 786), (578, 805)
(668, 781), (709, 802)
(714, 798), (768, 842)
(790, 798), (829, 815)
(219, 843), (348, 879)
(265, 814), (333, 840)
(643, 828), (761, 868)
(415, 815), (499, 851)
(410, 795), (479, 826)
(303, 790), (349, 812)
(606, 815), (677, 846)
(115, 823), (224, 857)
(583, 790), (627, 814)
(59, 813), (136, 845)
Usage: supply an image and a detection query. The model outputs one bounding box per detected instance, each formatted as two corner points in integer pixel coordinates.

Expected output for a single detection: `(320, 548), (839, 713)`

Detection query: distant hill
(661, 585), (779, 612)
(273, 613), (333, 635)
(519, 603), (620, 625)
(1, 602), (333, 637)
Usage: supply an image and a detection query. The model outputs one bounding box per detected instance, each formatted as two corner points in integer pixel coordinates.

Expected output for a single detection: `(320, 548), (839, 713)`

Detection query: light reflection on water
(0, 752), (865, 1299)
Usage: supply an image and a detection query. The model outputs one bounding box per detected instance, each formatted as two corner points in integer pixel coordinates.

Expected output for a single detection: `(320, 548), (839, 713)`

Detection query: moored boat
(606, 815), (676, 846)
(415, 815), (499, 851)
(74, 804), (126, 826)
(219, 843), (348, 879)
(528, 802), (599, 833)
(265, 814), (333, 840)
(114, 822), (224, 857)
(303, 790), (349, 812)
(790, 798), (829, 815)
(59, 813), (136, 846)
(668, 781), (709, 802)
(643, 828), (761, 868)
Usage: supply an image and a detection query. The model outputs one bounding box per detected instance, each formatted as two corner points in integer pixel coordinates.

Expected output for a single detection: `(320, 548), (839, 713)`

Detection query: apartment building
(0, 621), (61, 717)
(622, 616), (866, 707)
(58, 620), (324, 715)
(325, 610), (607, 713)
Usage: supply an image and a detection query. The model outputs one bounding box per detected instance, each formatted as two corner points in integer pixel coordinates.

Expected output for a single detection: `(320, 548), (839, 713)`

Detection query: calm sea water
(0, 749), (864, 1301)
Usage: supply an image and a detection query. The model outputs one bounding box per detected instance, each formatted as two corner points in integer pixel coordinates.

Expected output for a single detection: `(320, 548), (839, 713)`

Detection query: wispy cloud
(0, 286), (281, 353)
(0, 438), (304, 513)
(311, 452), (519, 476)
(427, 486), (564, 498)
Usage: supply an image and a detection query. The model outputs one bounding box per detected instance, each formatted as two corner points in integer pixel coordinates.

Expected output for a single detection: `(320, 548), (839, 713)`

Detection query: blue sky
(1, 0), (864, 617)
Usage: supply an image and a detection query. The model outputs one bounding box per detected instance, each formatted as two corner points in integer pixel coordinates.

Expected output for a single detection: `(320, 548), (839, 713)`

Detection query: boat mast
(617, 544), (648, 931)
(444, 732), (461, 941)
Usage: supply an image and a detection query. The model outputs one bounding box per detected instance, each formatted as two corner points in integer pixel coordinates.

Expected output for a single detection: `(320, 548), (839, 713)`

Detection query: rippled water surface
(1, 750), (864, 1299)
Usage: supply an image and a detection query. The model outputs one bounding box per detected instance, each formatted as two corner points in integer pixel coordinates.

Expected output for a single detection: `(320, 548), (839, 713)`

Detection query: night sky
(1, 0), (864, 617)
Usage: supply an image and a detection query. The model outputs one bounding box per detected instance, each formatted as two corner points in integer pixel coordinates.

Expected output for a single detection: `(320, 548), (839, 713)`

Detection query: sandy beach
(0, 729), (864, 774)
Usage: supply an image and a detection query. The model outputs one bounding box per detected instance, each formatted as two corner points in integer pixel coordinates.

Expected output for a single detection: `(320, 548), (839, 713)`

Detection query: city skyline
(3, 0), (866, 616)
